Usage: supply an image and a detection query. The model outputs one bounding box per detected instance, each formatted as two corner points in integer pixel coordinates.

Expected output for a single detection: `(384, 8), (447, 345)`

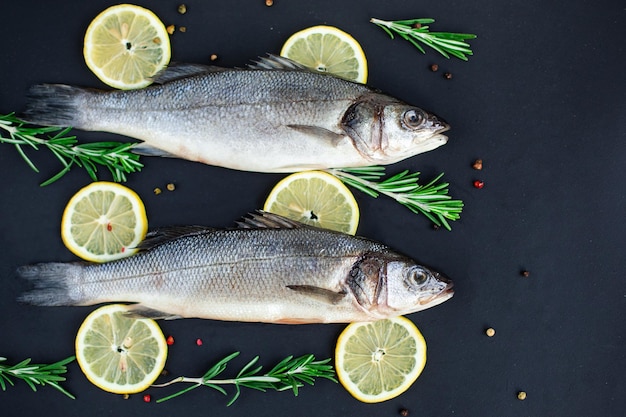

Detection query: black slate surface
(1, 1), (624, 416)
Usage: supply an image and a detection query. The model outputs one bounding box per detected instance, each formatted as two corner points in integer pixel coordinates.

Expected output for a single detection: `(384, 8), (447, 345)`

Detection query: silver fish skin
(18, 212), (453, 324)
(23, 55), (450, 173)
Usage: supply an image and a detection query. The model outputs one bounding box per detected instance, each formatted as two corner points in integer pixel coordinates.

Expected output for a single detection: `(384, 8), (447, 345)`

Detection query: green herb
(370, 18), (476, 61)
(327, 166), (463, 230)
(0, 113), (142, 186)
(0, 356), (75, 399)
(154, 352), (336, 405)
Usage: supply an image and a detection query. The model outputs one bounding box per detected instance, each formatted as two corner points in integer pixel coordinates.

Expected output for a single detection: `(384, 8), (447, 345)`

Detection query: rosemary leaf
(327, 167), (463, 230)
(0, 113), (142, 185)
(371, 17), (476, 60)
(0, 356), (75, 399)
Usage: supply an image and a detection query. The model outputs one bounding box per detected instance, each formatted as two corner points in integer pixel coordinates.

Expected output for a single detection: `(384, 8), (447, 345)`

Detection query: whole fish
(18, 212), (453, 324)
(23, 55), (450, 173)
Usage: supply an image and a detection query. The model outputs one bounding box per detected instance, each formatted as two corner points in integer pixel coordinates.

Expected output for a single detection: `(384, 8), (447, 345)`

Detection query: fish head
(347, 253), (453, 319)
(384, 262), (454, 315)
(341, 94), (449, 164)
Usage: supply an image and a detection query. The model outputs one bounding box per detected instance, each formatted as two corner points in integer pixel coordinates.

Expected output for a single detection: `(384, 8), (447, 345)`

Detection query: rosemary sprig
(0, 356), (75, 399)
(327, 166), (463, 230)
(370, 18), (476, 61)
(0, 113), (142, 186)
(155, 352), (336, 405)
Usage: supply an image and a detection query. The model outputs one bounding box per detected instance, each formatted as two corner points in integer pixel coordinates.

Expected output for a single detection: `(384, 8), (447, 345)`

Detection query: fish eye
(402, 109), (426, 129)
(410, 268), (428, 285)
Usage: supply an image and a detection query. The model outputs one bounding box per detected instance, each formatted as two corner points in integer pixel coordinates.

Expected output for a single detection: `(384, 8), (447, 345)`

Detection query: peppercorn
(473, 180), (484, 189)
(517, 391), (527, 400)
(166, 335), (175, 345)
(472, 159), (483, 170)
(444, 72), (453, 80)
(430, 64), (439, 72)
(178, 4), (187, 14)
(210, 54), (218, 61)
(265, 0), (274, 6)
(143, 394), (151, 402)
(485, 328), (496, 337)
(399, 408), (410, 416)
(196, 338), (203, 346)
(521, 270), (530, 277)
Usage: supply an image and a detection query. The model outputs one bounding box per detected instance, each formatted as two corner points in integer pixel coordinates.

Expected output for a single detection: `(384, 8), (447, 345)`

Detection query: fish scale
(23, 55), (450, 173)
(18, 212), (453, 324)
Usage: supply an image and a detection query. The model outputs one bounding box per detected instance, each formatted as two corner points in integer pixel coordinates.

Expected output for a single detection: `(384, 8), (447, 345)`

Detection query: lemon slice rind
(84, 4), (171, 90)
(335, 316), (427, 403)
(263, 171), (359, 235)
(280, 25), (368, 84)
(61, 181), (148, 263)
(75, 304), (167, 394)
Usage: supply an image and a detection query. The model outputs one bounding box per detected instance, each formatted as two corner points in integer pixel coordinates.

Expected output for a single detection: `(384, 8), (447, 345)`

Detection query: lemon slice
(335, 316), (427, 403)
(263, 171), (359, 235)
(280, 25), (368, 83)
(84, 4), (171, 89)
(76, 304), (167, 394)
(61, 181), (148, 263)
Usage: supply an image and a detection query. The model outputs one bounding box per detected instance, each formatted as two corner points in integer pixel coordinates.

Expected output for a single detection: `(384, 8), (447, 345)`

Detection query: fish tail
(22, 84), (87, 127)
(17, 262), (85, 306)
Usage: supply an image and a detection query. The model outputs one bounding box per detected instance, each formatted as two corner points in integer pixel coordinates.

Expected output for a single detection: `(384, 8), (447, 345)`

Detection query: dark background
(1, 1), (624, 416)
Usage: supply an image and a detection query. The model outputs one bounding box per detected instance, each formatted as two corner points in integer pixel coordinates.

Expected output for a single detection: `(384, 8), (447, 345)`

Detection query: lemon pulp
(280, 25), (368, 83)
(84, 4), (171, 89)
(61, 181), (148, 263)
(263, 171), (359, 234)
(335, 316), (427, 403)
(75, 304), (167, 394)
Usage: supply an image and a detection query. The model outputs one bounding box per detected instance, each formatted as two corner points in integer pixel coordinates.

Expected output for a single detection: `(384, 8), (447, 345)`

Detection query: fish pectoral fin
(124, 305), (182, 320)
(132, 143), (178, 158)
(151, 62), (227, 84)
(286, 124), (348, 147)
(286, 285), (347, 305)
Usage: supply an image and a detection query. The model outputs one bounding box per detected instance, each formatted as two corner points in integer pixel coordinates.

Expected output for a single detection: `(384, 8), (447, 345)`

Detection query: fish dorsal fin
(248, 54), (309, 71)
(151, 62), (227, 84)
(136, 225), (214, 250)
(236, 211), (305, 229)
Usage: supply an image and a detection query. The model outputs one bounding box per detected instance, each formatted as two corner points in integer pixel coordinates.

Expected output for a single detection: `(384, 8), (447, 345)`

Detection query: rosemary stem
(369, 17), (391, 27)
(329, 169), (432, 213)
(155, 375), (282, 387)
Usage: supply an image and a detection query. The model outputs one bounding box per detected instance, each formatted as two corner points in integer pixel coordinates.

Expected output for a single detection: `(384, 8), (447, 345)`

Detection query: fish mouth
(427, 113), (450, 134)
(418, 272), (454, 305)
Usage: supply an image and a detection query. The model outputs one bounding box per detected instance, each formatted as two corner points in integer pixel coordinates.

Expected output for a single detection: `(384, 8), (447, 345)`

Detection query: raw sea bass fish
(18, 212), (453, 324)
(23, 55), (450, 173)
